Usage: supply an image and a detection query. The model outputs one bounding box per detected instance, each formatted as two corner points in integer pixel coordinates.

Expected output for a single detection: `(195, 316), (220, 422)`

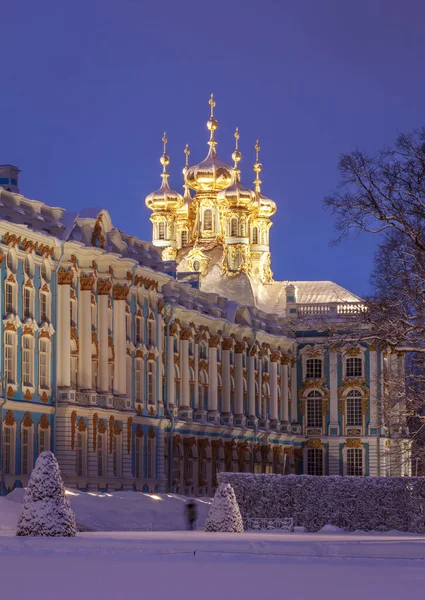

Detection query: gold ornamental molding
(209, 335), (220, 348)
(281, 354), (291, 365)
(113, 285), (130, 301)
(306, 438), (323, 449)
(0, 253), (5, 265)
(180, 328), (192, 341)
(80, 276), (95, 292)
(22, 412), (33, 427)
(235, 342), (245, 354)
(4, 410), (15, 425)
(222, 338), (233, 351)
(270, 350), (281, 363)
(39, 414), (49, 430)
(58, 270), (74, 285)
(97, 280), (112, 295)
(345, 438), (364, 449)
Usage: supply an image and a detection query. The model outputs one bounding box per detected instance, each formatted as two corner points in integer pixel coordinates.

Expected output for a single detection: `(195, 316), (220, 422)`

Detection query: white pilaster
(57, 272), (73, 388)
(282, 359), (289, 423)
(248, 354), (255, 417)
(270, 358), (278, 422)
(369, 346), (378, 427)
(97, 282), (111, 393)
(222, 344), (231, 414)
(208, 338), (218, 413)
(290, 359), (297, 424)
(234, 349), (243, 415)
(78, 277), (94, 390)
(113, 286), (128, 396)
(180, 337), (190, 407)
(167, 332), (175, 407)
(329, 349), (339, 432)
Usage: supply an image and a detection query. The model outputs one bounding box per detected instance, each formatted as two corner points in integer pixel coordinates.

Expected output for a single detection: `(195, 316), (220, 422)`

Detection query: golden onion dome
(184, 94), (234, 193)
(145, 133), (183, 212)
(253, 139), (276, 217)
(217, 128), (255, 208)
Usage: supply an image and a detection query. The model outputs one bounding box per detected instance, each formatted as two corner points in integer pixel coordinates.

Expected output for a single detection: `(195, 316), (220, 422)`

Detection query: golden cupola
(184, 94), (234, 194)
(253, 140), (276, 218)
(145, 133), (184, 212)
(217, 128), (255, 209)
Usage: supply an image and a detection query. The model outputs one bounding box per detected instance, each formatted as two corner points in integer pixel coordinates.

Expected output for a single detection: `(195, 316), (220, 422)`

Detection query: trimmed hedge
(217, 473), (425, 533)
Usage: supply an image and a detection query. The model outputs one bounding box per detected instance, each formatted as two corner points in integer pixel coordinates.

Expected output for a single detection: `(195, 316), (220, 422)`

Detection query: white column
(113, 285), (128, 395)
(180, 334), (190, 407)
(329, 349), (339, 428)
(290, 358), (297, 424)
(78, 276), (94, 390)
(167, 327), (175, 408)
(222, 342), (231, 414)
(282, 358), (289, 423)
(97, 281), (111, 393)
(208, 338), (218, 413)
(57, 271), (73, 388)
(270, 355), (279, 421)
(156, 311), (163, 407)
(234, 346), (244, 415)
(248, 354), (255, 417)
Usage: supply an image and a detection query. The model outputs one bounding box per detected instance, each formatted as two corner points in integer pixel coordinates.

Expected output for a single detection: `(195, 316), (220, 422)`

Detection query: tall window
(76, 432), (85, 477)
(40, 292), (49, 322)
(97, 433), (105, 477)
(346, 357), (362, 378)
(147, 433), (155, 479)
(23, 287), (33, 319)
(347, 448), (363, 476)
(126, 312), (131, 340)
(148, 320), (155, 347)
(70, 298), (77, 326)
(5, 281), (15, 314)
(203, 209), (213, 231)
(135, 431), (144, 478)
(307, 448), (323, 476)
(158, 221), (166, 240)
(39, 427), (49, 455)
(240, 220), (246, 237)
(113, 432), (122, 477)
(135, 359), (143, 402)
(230, 218), (238, 237)
(252, 227), (258, 244)
(306, 358), (322, 379)
(21, 426), (32, 475)
(346, 390), (363, 427)
(71, 355), (78, 389)
(147, 362), (154, 404)
(22, 336), (34, 387)
(199, 370), (208, 410)
(3, 425), (13, 474)
(136, 316), (143, 343)
(39, 338), (50, 389)
(199, 342), (207, 360)
(306, 390), (322, 428)
(4, 331), (16, 384)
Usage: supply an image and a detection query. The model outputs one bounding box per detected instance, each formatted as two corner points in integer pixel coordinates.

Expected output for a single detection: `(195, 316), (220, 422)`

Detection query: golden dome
(184, 94), (234, 194)
(253, 139), (276, 217)
(217, 128), (255, 209)
(145, 133), (183, 212)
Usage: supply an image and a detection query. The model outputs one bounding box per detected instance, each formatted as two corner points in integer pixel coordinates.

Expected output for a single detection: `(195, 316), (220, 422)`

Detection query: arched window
(148, 320), (155, 347)
(307, 447), (323, 476)
(125, 311), (131, 341)
(147, 361), (155, 404)
(230, 377), (235, 414)
(4, 331), (17, 384)
(92, 342), (98, 390)
(199, 370), (208, 410)
(147, 429), (156, 479)
(135, 358), (143, 402)
(135, 427), (144, 478)
(306, 390), (322, 428)
(21, 421), (33, 475)
(39, 290), (50, 323)
(158, 221), (166, 240)
(39, 338), (51, 390)
(25, 255), (34, 278)
(346, 448), (363, 476)
(38, 419), (50, 456)
(76, 428), (87, 477)
(135, 314), (143, 343)
(41, 261), (50, 282)
(199, 341), (207, 360)
(97, 431), (106, 477)
(181, 230), (188, 246)
(203, 209), (213, 231)
(22, 335), (34, 387)
(113, 426), (122, 478)
(188, 338), (194, 356)
(263, 358), (269, 374)
(346, 390), (363, 427)
(346, 357), (363, 378)
(230, 218), (238, 237)
(6, 251), (17, 273)
(252, 227), (258, 244)
(174, 364), (181, 407)
(3, 420), (16, 475)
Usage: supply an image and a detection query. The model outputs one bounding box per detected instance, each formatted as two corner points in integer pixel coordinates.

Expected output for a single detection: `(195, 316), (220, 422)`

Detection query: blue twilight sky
(2, 0), (425, 298)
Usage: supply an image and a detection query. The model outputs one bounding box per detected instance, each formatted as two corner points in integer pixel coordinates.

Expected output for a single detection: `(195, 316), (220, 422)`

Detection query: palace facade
(0, 99), (410, 495)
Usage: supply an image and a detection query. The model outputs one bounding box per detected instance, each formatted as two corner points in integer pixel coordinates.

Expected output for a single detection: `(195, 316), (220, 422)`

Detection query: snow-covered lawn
(1, 531), (425, 599)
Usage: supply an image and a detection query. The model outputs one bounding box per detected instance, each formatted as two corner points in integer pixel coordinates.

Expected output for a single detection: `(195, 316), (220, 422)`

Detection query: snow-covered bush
(205, 483), (244, 533)
(17, 451), (76, 537)
(218, 473), (425, 533)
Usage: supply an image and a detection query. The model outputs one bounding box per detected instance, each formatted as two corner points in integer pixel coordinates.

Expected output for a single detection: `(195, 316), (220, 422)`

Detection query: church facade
(0, 99), (410, 495)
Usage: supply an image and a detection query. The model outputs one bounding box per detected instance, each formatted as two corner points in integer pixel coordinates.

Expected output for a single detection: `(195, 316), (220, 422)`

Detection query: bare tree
(325, 128), (425, 473)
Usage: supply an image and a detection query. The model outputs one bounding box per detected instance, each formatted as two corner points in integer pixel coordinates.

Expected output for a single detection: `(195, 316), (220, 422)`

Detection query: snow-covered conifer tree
(16, 451), (76, 537)
(205, 483), (244, 533)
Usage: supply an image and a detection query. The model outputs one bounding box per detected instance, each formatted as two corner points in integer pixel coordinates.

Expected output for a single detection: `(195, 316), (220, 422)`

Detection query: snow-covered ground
(3, 488), (211, 532)
(1, 531), (425, 599)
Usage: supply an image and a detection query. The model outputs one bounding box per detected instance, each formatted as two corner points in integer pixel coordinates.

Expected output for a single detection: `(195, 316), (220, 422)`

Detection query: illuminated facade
(0, 100), (410, 495)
